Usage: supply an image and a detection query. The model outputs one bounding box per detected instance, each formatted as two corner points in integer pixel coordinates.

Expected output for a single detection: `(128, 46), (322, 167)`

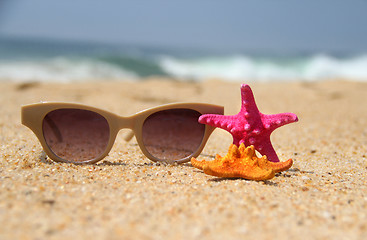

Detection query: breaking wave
(158, 54), (367, 81)
(1, 38), (366, 82)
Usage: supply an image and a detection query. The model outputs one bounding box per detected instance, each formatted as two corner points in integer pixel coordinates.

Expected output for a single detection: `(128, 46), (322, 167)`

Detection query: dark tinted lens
(42, 109), (110, 163)
(142, 109), (205, 162)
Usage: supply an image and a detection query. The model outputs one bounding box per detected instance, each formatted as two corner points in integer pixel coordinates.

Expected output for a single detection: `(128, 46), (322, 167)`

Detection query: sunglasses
(21, 102), (224, 164)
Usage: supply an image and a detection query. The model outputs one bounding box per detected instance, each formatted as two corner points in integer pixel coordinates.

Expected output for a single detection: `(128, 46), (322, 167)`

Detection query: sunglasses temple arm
(124, 131), (135, 142)
(44, 115), (63, 142)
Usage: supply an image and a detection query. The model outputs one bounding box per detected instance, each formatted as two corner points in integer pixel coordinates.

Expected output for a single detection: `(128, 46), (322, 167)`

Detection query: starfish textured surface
(199, 84), (298, 162)
(191, 144), (293, 180)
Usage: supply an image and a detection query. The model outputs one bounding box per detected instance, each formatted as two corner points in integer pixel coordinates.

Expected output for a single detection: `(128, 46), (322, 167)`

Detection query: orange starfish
(191, 144), (293, 180)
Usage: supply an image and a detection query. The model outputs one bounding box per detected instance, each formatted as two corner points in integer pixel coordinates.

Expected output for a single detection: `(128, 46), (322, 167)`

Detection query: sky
(0, 0), (367, 53)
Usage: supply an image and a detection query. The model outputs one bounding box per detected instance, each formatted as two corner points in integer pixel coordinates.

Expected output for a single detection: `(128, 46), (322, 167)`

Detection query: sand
(1, 78), (366, 239)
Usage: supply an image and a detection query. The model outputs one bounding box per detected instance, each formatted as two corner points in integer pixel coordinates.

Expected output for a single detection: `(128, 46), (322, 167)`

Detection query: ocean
(0, 37), (366, 83)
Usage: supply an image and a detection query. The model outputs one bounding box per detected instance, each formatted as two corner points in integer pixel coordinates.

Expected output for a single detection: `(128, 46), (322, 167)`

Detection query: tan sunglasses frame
(21, 102), (224, 164)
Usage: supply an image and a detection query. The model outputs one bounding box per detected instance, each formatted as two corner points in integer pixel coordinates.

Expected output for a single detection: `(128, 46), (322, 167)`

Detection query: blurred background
(0, 0), (366, 82)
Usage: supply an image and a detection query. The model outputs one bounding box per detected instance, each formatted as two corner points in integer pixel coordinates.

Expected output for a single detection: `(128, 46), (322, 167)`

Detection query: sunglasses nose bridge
(117, 116), (135, 130)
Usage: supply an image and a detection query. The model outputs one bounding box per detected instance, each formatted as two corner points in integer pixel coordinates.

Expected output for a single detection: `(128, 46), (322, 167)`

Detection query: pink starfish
(199, 84), (298, 162)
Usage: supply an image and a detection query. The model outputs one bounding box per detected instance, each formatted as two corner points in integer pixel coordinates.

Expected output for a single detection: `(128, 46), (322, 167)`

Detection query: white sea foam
(159, 54), (367, 81)
(0, 57), (137, 82)
(0, 54), (367, 82)
(1, 37), (366, 82)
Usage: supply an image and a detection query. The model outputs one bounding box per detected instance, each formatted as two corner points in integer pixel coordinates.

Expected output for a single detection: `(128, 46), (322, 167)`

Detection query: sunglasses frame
(21, 102), (224, 164)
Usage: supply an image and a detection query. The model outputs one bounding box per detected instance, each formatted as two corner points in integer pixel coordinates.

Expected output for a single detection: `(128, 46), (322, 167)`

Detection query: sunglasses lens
(142, 109), (205, 162)
(42, 109), (110, 163)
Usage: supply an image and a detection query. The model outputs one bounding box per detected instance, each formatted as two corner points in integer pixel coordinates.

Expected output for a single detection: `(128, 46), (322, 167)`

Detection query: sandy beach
(1, 79), (366, 239)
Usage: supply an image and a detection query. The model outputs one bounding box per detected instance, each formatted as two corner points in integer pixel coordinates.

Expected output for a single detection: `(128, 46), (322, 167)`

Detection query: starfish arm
(256, 138), (280, 162)
(203, 164), (275, 180)
(235, 167), (275, 181)
(191, 154), (223, 170)
(261, 112), (298, 132)
(240, 84), (261, 116)
(258, 157), (293, 173)
(268, 158), (293, 172)
(191, 157), (207, 170)
(199, 114), (240, 133)
(202, 165), (235, 178)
